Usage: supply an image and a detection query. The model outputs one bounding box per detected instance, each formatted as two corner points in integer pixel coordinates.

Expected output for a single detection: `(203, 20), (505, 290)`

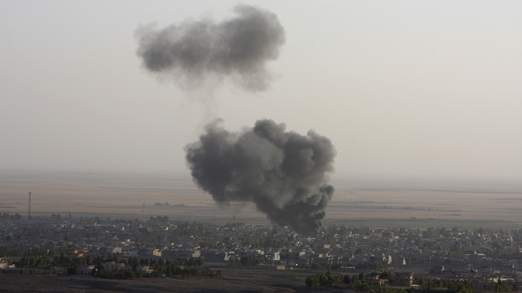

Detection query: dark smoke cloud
(185, 119), (336, 234)
(136, 5), (285, 91)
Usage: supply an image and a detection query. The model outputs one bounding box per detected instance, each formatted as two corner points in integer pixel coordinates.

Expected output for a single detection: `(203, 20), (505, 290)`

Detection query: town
(0, 212), (521, 291)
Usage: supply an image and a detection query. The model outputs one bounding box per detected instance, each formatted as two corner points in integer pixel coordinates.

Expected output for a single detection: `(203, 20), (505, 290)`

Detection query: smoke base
(185, 119), (335, 234)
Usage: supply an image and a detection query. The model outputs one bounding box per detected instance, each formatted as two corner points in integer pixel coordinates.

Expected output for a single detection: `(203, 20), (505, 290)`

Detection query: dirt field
(1, 171), (522, 228)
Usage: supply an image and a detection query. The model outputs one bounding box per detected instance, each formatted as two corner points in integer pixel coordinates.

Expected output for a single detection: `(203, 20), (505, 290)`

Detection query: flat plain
(1, 171), (522, 228)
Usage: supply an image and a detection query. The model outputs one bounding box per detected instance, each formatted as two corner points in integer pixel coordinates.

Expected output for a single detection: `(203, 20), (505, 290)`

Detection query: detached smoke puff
(136, 5), (285, 91)
(186, 119), (335, 234)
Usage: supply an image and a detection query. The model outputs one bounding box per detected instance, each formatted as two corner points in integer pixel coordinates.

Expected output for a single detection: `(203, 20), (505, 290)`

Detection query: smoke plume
(136, 5), (285, 91)
(185, 119), (336, 234)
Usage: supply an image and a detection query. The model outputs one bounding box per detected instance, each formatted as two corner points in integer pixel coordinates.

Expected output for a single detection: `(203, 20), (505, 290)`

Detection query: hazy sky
(2, 0), (522, 184)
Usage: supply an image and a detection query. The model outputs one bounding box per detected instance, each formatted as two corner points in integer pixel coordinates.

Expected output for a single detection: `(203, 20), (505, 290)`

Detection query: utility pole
(27, 192), (32, 220)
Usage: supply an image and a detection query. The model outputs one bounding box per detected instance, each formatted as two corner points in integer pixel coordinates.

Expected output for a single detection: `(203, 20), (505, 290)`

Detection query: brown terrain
(1, 171), (522, 228)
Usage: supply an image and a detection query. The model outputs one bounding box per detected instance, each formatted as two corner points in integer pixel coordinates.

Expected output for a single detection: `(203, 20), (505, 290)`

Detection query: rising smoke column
(136, 4), (285, 91)
(186, 119), (336, 234)
(136, 6), (336, 232)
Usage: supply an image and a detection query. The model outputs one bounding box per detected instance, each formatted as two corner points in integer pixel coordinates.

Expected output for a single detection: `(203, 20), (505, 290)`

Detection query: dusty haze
(2, 1), (522, 187)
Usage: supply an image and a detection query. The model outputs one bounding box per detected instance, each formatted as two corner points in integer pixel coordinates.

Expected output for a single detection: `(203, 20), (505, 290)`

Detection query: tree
(305, 275), (320, 287)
